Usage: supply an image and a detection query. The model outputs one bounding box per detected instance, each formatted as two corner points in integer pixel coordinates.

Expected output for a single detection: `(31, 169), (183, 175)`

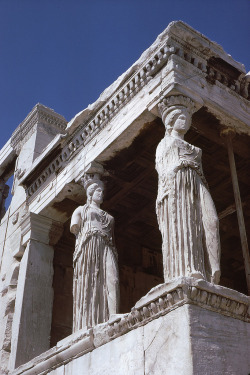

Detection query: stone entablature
(19, 21), (250, 200)
(11, 278), (250, 375)
(11, 104), (67, 154)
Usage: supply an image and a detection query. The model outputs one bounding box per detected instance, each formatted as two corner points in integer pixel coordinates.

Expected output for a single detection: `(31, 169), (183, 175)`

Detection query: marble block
(11, 278), (250, 375)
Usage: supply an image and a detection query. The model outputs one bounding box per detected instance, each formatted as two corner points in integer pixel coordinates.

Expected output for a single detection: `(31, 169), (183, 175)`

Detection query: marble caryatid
(156, 95), (221, 284)
(70, 172), (119, 332)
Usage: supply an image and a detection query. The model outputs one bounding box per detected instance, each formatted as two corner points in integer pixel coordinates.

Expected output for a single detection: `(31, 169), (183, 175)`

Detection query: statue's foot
(211, 269), (221, 285)
(189, 272), (205, 280)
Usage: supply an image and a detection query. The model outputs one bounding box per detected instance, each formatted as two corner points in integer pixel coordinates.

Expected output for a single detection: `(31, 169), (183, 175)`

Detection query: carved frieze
(106, 278), (249, 341)
(23, 22), (250, 199)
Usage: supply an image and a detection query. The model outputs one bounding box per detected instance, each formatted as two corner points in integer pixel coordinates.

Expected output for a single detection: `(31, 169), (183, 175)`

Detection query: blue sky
(0, 0), (249, 150)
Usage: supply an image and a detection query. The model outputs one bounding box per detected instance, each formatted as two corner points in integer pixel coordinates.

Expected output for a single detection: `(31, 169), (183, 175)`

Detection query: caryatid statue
(70, 171), (119, 332)
(155, 95), (221, 284)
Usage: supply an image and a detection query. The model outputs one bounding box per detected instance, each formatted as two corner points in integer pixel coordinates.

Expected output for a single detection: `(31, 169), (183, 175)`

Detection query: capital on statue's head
(81, 173), (103, 191)
(157, 95), (199, 136)
(158, 95), (196, 122)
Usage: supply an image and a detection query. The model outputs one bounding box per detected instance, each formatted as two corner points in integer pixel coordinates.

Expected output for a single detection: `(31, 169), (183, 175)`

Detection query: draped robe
(156, 135), (220, 282)
(72, 205), (119, 332)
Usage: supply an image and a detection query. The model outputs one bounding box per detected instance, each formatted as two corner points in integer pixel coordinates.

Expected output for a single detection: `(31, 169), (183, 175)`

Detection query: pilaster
(9, 213), (63, 370)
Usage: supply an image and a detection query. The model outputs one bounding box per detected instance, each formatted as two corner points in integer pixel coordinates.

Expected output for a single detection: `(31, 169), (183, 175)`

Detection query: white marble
(7, 213), (62, 370)
(144, 305), (192, 375)
(71, 169), (119, 332)
(65, 326), (144, 375)
(0, 20), (250, 375)
(0, 212), (8, 253)
(0, 139), (15, 178)
(48, 367), (65, 375)
(10, 278), (250, 375)
(156, 95), (221, 284)
(9, 239), (54, 370)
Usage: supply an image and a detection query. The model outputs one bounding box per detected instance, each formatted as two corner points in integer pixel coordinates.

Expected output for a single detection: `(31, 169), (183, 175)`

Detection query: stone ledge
(11, 329), (94, 375)
(105, 277), (249, 343)
(11, 278), (250, 375)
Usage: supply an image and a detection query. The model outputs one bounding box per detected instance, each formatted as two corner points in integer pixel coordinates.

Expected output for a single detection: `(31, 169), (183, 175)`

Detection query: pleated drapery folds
(156, 136), (221, 283)
(73, 205), (119, 332)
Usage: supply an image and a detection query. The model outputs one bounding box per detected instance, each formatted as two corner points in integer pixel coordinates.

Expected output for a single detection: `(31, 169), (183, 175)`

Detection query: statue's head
(158, 95), (195, 136)
(81, 173), (104, 205)
(86, 181), (104, 205)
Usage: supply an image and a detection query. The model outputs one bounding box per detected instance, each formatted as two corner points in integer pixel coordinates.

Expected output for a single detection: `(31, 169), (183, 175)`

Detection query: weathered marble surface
(9, 213), (63, 371)
(18, 21), (250, 204)
(190, 305), (250, 375)
(0, 105), (67, 373)
(156, 95), (221, 284)
(70, 170), (119, 332)
(9, 241), (54, 370)
(1, 20), (250, 375)
(11, 278), (250, 375)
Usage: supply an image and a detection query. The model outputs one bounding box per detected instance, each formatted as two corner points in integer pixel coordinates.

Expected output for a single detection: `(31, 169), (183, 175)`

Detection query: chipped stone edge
(106, 277), (250, 342)
(11, 329), (94, 375)
(11, 277), (250, 375)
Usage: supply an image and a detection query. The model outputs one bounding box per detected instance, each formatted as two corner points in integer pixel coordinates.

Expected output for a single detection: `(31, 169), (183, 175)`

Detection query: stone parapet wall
(11, 278), (250, 375)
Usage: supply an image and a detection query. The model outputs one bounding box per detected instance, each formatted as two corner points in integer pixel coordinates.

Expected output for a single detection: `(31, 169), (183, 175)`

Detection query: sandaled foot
(189, 272), (205, 280)
(211, 270), (221, 284)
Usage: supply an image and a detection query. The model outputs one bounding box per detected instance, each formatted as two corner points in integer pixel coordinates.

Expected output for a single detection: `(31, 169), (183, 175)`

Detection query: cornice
(106, 277), (249, 342)
(11, 104), (67, 153)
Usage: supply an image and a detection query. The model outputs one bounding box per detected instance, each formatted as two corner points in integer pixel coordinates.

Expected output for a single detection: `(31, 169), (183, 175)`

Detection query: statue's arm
(70, 206), (82, 235)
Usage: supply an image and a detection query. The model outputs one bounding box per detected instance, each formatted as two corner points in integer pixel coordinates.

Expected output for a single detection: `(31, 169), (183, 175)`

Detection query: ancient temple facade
(0, 21), (249, 375)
